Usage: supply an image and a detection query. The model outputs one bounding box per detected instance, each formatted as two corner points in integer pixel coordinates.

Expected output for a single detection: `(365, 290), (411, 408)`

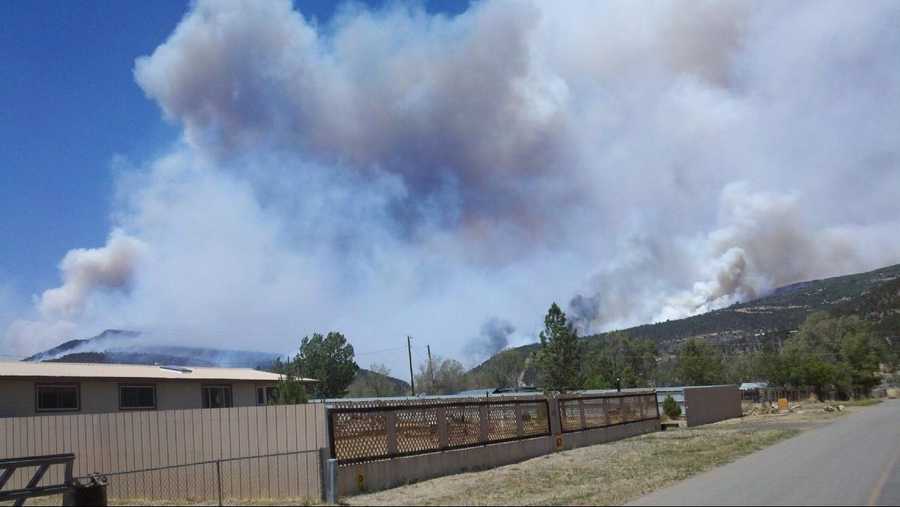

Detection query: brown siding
(0, 379), (276, 417)
(0, 404), (325, 502)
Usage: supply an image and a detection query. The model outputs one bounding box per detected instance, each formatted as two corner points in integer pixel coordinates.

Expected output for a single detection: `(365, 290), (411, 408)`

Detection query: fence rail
(328, 398), (551, 465)
(95, 449), (321, 505)
(328, 392), (659, 465)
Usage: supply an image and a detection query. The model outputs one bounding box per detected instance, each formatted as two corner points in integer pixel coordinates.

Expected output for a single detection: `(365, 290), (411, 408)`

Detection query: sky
(0, 0), (467, 294)
(0, 0), (470, 365)
(2, 0), (899, 374)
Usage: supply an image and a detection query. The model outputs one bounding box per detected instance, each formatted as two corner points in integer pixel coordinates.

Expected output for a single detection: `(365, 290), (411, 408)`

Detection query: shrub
(662, 395), (682, 419)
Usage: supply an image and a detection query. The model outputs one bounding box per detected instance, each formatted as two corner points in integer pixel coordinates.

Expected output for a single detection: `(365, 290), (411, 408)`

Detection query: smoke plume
(466, 318), (516, 362)
(4, 0), (900, 371)
(38, 231), (146, 320)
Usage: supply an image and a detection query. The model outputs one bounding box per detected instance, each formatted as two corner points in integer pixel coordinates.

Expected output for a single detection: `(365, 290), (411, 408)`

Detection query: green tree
(416, 356), (467, 395)
(780, 312), (885, 398)
(536, 303), (584, 392)
(268, 357), (309, 404)
(585, 333), (657, 389)
(662, 395), (681, 419)
(294, 331), (359, 399)
(676, 338), (725, 385)
(275, 372), (309, 404)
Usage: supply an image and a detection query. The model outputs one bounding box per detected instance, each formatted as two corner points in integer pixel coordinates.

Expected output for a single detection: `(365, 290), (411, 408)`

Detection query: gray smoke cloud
(4, 0), (900, 371)
(466, 317), (516, 362)
(38, 231), (146, 320)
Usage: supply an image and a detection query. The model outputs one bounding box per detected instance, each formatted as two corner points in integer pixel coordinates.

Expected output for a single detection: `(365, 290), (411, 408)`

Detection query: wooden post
(385, 412), (398, 456)
(515, 403), (525, 437)
(436, 407), (449, 449)
(548, 398), (562, 436)
(478, 405), (489, 443)
(578, 399), (586, 430)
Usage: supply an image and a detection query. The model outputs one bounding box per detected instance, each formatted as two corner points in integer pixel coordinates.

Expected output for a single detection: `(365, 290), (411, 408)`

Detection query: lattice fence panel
(331, 412), (388, 462)
(520, 402), (550, 436)
(446, 405), (481, 448)
(642, 394), (657, 418)
(395, 407), (440, 454)
(486, 404), (518, 442)
(559, 400), (582, 432)
(582, 398), (607, 429)
(623, 397), (641, 422)
(607, 398), (624, 425)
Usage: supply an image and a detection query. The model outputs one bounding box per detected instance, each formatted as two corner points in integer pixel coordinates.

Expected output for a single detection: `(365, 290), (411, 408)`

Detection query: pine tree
(536, 303), (584, 392)
(294, 331), (359, 399)
(676, 338), (725, 386)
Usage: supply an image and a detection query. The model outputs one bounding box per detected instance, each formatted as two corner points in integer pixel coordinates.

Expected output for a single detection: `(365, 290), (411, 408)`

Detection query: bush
(662, 395), (682, 419)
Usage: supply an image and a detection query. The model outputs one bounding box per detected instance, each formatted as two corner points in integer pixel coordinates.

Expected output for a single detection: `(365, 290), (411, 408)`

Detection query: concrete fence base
(336, 418), (659, 497)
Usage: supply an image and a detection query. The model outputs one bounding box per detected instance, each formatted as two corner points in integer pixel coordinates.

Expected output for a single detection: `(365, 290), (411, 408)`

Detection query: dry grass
(346, 405), (860, 507)
(108, 497), (318, 506)
(2, 495), (318, 506)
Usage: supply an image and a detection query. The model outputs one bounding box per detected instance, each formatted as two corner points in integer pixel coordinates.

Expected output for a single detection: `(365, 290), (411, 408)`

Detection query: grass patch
(2, 495), (318, 506)
(840, 399), (882, 407)
(347, 427), (798, 506)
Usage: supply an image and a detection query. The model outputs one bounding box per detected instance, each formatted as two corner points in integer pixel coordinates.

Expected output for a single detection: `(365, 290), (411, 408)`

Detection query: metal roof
(0, 361), (314, 382)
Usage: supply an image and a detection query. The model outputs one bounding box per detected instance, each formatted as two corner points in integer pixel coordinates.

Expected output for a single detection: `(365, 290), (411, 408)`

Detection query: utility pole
(407, 336), (416, 397)
(427, 345), (435, 393)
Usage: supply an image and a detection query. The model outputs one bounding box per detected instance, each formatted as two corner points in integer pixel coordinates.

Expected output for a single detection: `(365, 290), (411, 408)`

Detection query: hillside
(348, 368), (411, 397)
(25, 330), (280, 369)
(473, 263), (900, 380)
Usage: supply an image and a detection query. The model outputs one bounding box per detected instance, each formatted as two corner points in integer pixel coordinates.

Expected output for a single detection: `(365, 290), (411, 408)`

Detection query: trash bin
(63, 474), (108, 506)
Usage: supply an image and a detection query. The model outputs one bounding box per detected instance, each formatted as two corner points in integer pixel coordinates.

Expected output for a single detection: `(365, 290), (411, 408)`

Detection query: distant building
(0, 362), (315, 418)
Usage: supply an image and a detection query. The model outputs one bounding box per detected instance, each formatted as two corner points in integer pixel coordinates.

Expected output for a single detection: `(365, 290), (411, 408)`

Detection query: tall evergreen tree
(536, 303), (584, 392)
(676, 338), (725, 386)
(269, 357), (309, 404)
(293, 331), (359, 399)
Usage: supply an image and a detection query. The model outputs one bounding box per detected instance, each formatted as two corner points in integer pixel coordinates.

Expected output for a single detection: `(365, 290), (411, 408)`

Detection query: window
(256, 386), (278, 406)
(35, 384), (80, 412)
(119, 385), (157, 410)
(202, 385), (233, 409)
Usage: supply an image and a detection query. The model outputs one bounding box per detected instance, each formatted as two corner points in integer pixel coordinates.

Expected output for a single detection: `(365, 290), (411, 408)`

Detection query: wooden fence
(0, 404), (327, 502)
(327, 391), (658, 466)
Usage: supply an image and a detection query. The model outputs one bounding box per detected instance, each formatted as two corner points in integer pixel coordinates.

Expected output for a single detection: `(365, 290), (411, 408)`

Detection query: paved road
(630, 400), (900, 506)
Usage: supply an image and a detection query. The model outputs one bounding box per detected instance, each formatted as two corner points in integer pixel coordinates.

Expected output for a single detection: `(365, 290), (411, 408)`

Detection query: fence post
(324, 459), (338, 504)
(215, 461), (223, 507)
(548, 397), (561, 436)
(436, 407), (449, 449)
(514, 403), (524, 437)
(386, 412), (398, 456)
(478, 405), (489, 444)
(577, 399), (586, 431)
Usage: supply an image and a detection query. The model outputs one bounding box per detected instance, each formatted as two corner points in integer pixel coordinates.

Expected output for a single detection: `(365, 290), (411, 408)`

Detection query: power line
(354, 346), (407, 357)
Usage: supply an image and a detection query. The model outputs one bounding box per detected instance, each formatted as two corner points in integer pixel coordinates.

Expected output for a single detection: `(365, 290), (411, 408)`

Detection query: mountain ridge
(472, 262), (900, 378)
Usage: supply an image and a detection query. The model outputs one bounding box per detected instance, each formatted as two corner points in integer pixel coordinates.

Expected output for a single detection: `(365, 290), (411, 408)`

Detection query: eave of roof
(0, 361), (316, 383)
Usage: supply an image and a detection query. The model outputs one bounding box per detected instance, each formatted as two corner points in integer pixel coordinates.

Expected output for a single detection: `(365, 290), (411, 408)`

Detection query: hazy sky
(2, 0), (899, 375)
